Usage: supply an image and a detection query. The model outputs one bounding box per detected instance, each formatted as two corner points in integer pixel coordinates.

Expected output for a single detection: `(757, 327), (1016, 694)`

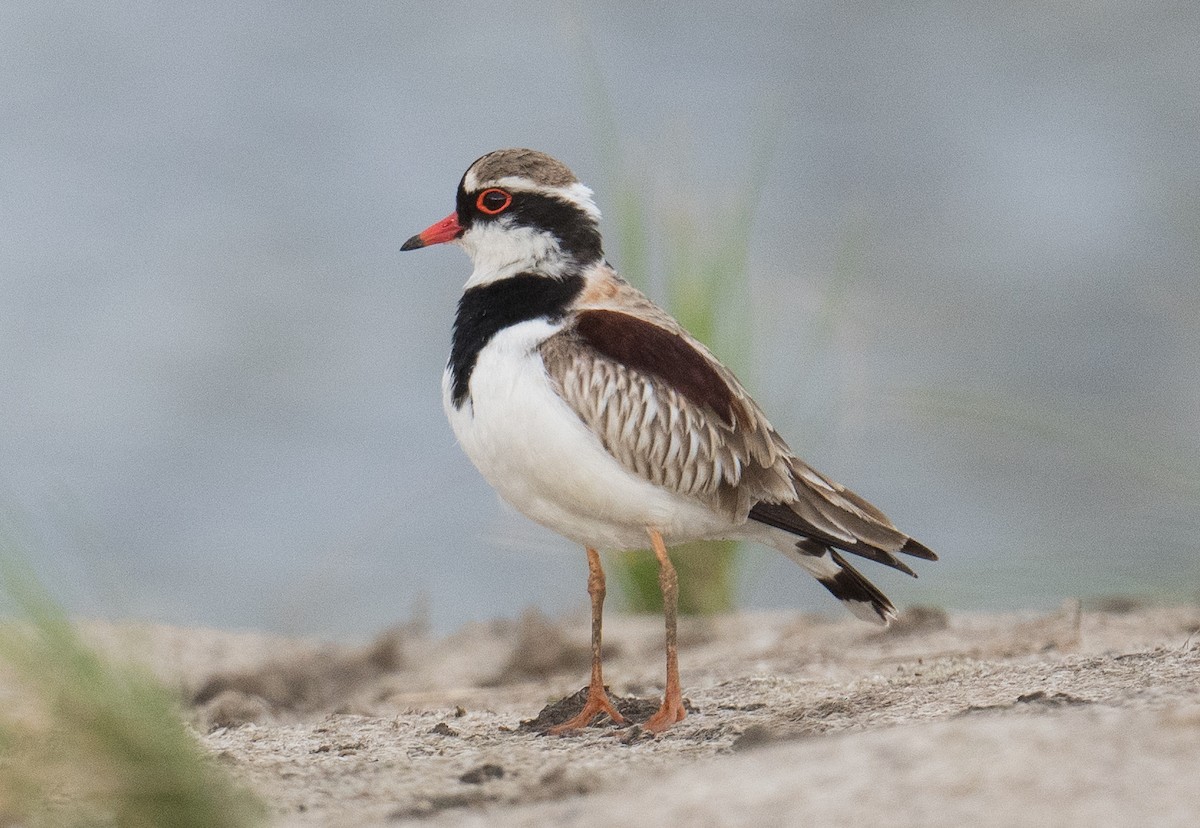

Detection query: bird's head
(401, 149), (604, 286)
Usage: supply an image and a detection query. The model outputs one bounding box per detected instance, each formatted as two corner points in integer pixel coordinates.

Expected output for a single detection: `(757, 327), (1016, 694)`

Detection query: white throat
(459, 220), (570, 288)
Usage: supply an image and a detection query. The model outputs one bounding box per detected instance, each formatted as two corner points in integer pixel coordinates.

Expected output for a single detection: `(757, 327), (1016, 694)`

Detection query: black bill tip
(400, 234), (425, 252)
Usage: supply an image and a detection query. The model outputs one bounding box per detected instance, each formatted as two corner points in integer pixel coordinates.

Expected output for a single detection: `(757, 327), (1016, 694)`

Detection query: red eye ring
(476, 188), (512, 215)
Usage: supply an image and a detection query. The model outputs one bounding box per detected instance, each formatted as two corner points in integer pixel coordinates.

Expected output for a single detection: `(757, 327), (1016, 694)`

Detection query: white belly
(443, 320), (732, 550)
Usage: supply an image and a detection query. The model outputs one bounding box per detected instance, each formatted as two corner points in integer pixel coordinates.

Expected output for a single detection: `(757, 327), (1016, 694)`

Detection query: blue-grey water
(2, 2), (1198, 636)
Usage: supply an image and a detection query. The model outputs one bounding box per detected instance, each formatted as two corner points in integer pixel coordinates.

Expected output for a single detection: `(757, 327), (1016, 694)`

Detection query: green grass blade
(0, 548), (265, 828)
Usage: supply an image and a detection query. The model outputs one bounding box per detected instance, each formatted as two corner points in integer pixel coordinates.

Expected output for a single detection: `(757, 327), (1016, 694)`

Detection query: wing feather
(539, 291), (935, 572)
(539, 310), (797, 518)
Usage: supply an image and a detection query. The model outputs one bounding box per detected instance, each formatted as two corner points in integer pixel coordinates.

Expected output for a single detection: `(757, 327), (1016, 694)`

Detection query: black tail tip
(820, 551), (897, 626)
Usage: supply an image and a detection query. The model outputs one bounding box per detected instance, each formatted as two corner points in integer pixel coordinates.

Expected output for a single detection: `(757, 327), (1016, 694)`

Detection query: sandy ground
(79, 603), (1200, 827)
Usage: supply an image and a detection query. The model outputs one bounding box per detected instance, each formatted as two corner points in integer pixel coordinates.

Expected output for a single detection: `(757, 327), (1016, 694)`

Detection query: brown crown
(467, 148), (578, 188)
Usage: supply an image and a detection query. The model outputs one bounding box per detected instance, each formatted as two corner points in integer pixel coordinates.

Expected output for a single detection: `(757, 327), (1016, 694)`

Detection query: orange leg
(642, 529), (687, 733)
(549, 547), (627, 734)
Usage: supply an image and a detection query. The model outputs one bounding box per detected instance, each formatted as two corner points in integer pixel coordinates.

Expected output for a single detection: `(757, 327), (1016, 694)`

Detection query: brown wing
(542, 301), (936, 574)
(539, 309), (798, 519)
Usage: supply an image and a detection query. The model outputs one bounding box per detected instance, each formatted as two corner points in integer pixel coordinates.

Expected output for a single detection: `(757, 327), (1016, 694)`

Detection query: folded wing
(540, 307), (936, 576)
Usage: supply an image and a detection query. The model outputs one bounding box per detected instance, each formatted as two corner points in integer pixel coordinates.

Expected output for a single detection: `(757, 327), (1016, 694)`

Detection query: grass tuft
(0, 551), (264, 828)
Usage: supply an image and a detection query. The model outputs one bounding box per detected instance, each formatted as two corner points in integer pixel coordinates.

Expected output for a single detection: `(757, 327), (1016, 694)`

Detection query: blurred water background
(2, 2), (1198, 637)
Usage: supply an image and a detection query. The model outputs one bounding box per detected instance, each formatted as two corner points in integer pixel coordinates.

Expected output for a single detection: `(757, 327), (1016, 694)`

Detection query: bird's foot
(641, 691), (687, 734)
(547, 685), (628, 735)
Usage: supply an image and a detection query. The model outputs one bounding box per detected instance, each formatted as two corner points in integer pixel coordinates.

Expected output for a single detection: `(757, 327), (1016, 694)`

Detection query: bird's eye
(476, 188), (512, 215)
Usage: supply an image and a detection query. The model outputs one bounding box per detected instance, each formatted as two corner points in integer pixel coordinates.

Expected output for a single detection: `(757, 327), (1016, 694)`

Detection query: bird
(401, 148), (936, 735)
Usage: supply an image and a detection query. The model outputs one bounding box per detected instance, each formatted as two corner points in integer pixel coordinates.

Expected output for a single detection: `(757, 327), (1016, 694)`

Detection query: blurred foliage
(0, 549), (263, 828)
(577, 37), (780, 614)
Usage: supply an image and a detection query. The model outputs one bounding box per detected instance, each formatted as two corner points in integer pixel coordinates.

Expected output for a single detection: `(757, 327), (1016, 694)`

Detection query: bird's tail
(779, 538), (897, 625)
(746, 459), (936, 624)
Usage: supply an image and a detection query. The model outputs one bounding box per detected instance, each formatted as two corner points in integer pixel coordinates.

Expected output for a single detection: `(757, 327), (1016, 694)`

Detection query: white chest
(441, 320), (726, 549)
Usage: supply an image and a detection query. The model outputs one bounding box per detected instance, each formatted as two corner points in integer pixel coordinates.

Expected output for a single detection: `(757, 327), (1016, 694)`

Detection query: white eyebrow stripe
(466, 176), (601, 222)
